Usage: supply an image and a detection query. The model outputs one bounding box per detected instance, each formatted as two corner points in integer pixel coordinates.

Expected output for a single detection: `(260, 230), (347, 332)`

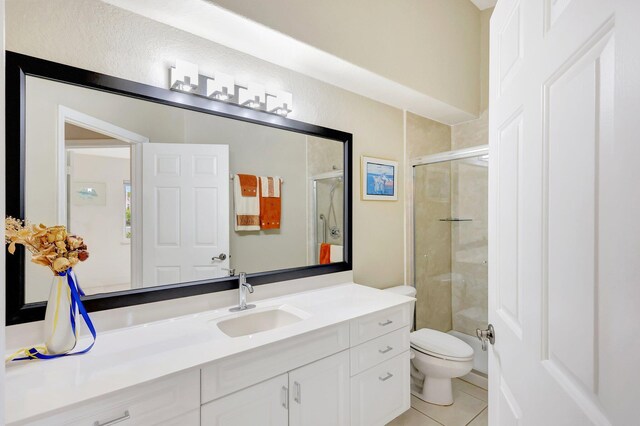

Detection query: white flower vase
(43, 273), (79, 354)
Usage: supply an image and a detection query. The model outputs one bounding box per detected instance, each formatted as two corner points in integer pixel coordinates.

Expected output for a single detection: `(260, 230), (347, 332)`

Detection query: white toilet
(385, 286), (474, 406)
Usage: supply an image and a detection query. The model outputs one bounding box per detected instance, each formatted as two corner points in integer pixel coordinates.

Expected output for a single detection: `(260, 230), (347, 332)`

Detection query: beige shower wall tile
(451, 109), (488, 151)
(407, 112), (451, 158)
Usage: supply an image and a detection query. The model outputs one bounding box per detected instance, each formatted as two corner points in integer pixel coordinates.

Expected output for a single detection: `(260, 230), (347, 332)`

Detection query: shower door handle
(476, 324), (495, 351)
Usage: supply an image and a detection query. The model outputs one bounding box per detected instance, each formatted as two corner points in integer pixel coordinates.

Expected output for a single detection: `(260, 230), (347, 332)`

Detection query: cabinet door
(288, 350), (350, 426)
(201, 374), (288, 426)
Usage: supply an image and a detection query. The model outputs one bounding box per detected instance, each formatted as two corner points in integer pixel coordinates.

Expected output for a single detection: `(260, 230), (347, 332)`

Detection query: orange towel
(259, 177), (282, 230)
(237, 174), (258, 197)
(319, 243), (331, 264)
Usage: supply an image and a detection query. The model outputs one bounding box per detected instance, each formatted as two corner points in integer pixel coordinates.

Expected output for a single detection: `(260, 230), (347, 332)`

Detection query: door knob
(476, 324), (495, 351)
(212, 253), (227, 261)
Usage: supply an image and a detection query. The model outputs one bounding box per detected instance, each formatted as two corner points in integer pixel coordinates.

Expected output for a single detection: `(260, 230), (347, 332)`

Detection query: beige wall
(212, 0), (482, 116)
(8, 0), (405, 289)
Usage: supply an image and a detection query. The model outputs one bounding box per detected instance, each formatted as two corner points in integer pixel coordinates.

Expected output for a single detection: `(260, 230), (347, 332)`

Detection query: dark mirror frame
(5, 51), (353, 325)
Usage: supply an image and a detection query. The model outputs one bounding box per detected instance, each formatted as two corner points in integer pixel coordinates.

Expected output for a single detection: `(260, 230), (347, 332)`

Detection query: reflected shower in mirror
(23, 75), (344, 303)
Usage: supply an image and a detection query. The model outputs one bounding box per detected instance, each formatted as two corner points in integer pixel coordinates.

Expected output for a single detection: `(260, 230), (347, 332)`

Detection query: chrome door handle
(378, 320), (393, 326)
(94, 411), (130, 426)
(378, 372), (393, 382)
(378, 346), (393, 354)
(476, 324), (495, 351)
(212, 253), (227, 261)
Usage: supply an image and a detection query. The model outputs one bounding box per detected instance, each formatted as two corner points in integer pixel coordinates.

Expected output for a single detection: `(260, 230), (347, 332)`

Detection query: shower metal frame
(409, 145), (489, 290)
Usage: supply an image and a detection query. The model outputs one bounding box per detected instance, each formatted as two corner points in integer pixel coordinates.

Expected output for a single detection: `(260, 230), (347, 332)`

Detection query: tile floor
(387, 379), (488, 426)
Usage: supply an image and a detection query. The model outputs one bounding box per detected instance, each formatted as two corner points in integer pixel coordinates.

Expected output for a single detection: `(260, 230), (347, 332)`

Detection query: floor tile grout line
(465, 407), (488, 426)
(456, 387), (489, 404)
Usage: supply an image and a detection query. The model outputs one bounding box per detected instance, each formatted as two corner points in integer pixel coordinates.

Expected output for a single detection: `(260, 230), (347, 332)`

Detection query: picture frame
(361, 156), (398, 201)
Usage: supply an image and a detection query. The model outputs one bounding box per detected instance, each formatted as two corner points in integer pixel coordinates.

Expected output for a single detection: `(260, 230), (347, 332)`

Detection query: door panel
(201, 374), (288, 426)
(288, 350), (350, 426)
(142, 143), (229, 287)
(489, 0), (638, 424)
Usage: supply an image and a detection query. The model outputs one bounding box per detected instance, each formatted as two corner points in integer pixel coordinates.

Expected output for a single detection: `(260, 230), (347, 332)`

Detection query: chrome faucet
(230, 272), (256, 312)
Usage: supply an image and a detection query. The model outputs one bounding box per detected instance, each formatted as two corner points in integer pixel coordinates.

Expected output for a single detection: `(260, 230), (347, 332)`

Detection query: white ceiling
(101, 0), (476, 125)
(470, 0), (498, 11)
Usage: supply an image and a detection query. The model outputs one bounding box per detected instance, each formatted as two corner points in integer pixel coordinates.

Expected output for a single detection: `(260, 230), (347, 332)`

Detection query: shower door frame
(310, 170), (344, 264)
(408, 144), (488, 289)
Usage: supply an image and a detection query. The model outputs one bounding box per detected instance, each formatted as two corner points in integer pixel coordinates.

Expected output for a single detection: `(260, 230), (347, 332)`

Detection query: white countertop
(5, 283), (414, 424)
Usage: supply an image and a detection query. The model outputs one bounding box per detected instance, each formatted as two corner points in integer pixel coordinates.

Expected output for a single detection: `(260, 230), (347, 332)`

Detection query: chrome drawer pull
(294, 381), (302, 404)
(379, 345), (393, 354)
(94, 411), (130, 426)
(281, 386), (288, 409)
(379, 372), (393, 382)
(378, 320), (393, 326)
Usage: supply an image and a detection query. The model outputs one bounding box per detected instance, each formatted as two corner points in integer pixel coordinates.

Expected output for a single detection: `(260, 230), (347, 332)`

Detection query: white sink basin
(215, 305), (310, 338)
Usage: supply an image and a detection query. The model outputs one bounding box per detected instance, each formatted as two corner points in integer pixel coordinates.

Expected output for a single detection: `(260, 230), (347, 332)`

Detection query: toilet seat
(410, 329), (474, 362)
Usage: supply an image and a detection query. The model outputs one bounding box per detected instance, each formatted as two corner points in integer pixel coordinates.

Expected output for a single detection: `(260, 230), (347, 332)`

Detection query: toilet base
(411, 376), (454, 406)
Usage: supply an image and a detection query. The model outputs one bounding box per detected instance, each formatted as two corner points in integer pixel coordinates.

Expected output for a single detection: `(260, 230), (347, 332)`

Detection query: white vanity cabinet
(288, 350), (351, 426)
(201, 350), (350, 426)
(6, 286), (414, 426)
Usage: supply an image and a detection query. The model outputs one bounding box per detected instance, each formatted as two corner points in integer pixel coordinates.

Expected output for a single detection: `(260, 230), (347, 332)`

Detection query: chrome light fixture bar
(169, 60), (293, 116)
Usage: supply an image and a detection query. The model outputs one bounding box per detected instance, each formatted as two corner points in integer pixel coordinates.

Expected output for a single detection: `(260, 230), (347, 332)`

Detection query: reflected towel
(319, 243), (331, 264)
(259, 176), (282, 230)
(234, 174), (260, 231)
(238, 174), (258, 197)
(330, 244), (343, 263)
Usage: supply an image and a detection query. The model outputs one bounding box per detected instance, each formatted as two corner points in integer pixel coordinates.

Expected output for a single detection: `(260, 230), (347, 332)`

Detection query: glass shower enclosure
(413, 146), (488, 374)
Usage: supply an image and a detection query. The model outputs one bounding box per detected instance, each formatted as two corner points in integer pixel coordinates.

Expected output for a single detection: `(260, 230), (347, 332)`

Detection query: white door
(288, 350), (350, 426)
(489, 0), (639, 424)
(142, 143), (229, 287)
(200, 374), (288, 426)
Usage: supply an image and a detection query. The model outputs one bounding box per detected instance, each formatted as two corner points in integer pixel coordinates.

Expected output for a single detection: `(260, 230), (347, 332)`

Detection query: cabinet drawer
(350, 303), (411, 346)
(20, 369), (200, 426)
(350, 327), (410, 376)
(350, 351), (410, 426)
(201, 323), (349, 403)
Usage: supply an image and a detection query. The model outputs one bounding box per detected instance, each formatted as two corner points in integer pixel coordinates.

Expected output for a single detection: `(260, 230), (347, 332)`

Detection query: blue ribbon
(12, 268), (96, 361)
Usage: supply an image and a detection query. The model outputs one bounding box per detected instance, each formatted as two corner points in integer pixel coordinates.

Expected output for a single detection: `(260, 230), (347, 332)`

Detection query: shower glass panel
(313, 174), (344, 263)
(414, 152), (488, 369)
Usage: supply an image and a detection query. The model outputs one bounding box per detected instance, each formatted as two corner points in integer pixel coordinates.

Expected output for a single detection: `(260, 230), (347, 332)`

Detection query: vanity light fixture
(238, 83), (266, 109)
(266, 90), (293, 117)
(170, 59), (199, 93)
(168, 60), (293, 116)
(206, 71), (235, 101)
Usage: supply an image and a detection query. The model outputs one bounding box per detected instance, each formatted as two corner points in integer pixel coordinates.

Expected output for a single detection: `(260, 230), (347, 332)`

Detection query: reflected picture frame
(361, 156), (398, 201)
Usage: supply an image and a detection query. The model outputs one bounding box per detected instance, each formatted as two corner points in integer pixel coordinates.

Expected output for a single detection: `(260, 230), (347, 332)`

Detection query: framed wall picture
(361, 156), (398, 201)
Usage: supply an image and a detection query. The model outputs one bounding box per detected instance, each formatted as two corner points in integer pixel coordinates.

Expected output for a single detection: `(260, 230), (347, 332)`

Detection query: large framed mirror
(6, 52), (352, 325)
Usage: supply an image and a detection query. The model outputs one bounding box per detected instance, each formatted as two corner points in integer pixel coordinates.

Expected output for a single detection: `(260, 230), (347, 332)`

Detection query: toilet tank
(384, 285), (416, 329)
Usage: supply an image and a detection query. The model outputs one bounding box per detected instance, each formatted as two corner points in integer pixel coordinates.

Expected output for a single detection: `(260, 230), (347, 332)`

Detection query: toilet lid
(410, 329), (474, 361)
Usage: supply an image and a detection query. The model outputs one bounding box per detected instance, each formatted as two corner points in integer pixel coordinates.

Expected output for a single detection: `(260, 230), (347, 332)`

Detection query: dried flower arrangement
(5, 217), (89, 274)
